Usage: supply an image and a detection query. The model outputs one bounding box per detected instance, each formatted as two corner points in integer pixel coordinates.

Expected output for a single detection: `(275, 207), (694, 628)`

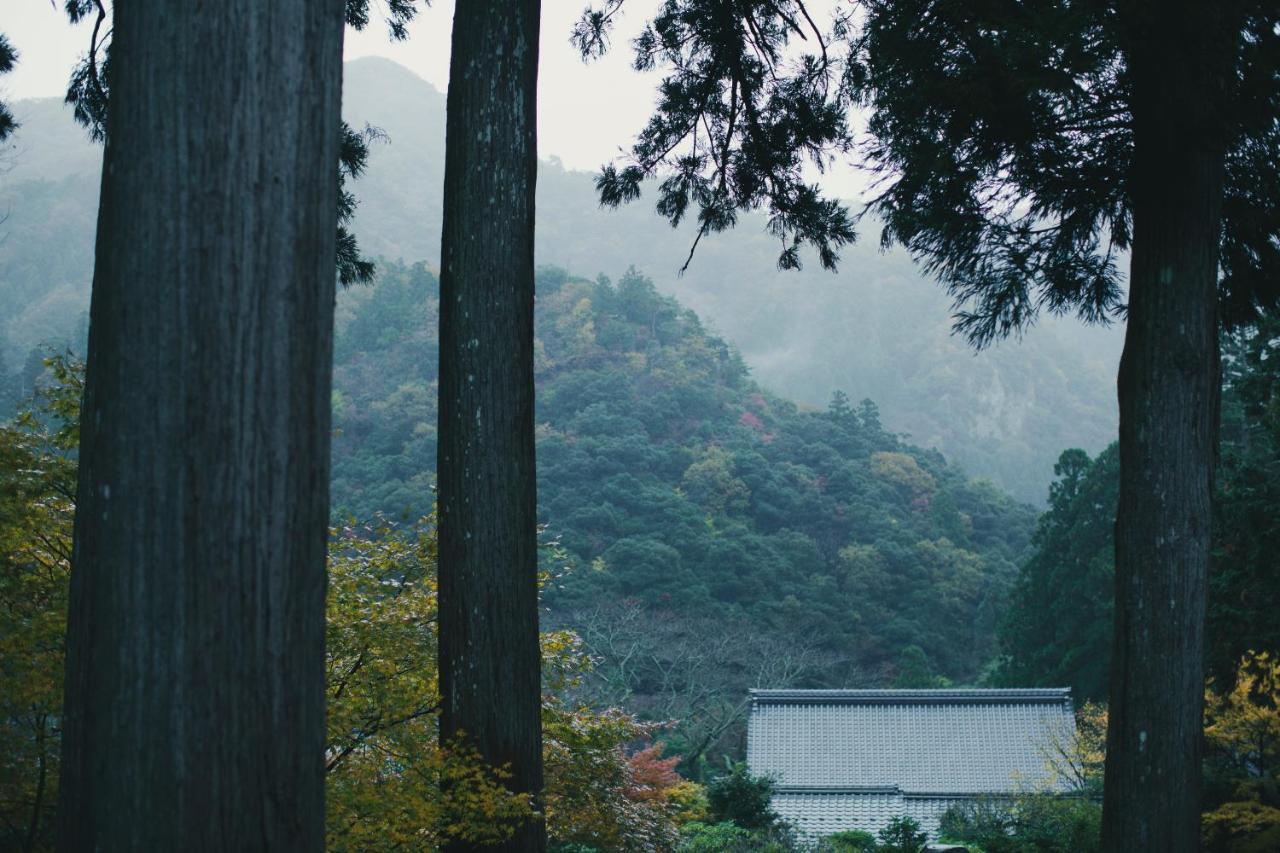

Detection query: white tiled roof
(746, 688), (1076, 840)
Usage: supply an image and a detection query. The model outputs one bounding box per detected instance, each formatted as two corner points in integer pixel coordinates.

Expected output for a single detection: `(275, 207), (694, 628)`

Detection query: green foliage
(939, 796), (1101, 853)
(706, 763), (779, 832)
(1, 58), (1127, 504)
(852, 0), (1129, 345)
(0, 361), (697, 851)
(892, 645), (950, 689)
(1202, 801), (1280, 853)
(676, 821), (794, 853)
(574, 1), (857, 272)
(939, 799), (1013, 849)
(0, 355), (79, 852)
(544, 712), (698, 851)
(875, 816), (928, 853)
(993, 446), (1117, 701)
(344, 0), (420, 40)
(996, 316), (1280, 702)
(326, 517), (702, 851)
(852, 0), (1280, 340)
(564, 0), (1275, 519)
(818, 828), (877, 852)
(335, 121), (384, 286)
(324, 517), (537, 849)
(1210, 317), (1280, 682)
(0, 33), (16, 143)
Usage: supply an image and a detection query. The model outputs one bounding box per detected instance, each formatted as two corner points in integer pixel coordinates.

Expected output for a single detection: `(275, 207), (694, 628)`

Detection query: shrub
(819, 828), (878, 851)
(877, 816), (929, 853)
(939, 795), (1100, 853)
(939, 799), (1014, 849)
(1013, 795), (1101, 851)
(1202, 801), (1280, 853)
(707, 763), (780, 831)
(676, 821), (794, 852)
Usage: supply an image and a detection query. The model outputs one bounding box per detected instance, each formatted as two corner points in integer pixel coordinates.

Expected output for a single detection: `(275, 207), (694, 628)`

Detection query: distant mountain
(0, 56), (1122, 502)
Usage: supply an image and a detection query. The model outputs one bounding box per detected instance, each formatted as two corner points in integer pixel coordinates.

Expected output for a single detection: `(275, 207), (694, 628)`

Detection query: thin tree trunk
(1102, 4), (1234, 849)
(57, 2), (345, 849)
(436, 0), (545, 849)
(23, 716), (47, 853)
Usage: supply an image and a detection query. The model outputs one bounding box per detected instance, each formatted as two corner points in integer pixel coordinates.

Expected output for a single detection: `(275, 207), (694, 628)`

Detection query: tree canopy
(573, 0), (858, 272)
(577, 0), (1280, 335)
(0, 34), (17, 143)
(995, 315), (1280, 700)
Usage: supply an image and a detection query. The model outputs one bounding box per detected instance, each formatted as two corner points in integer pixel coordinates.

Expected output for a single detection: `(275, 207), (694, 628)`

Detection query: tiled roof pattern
(747, 689), (1075, 794)
(749, 689), (1076, 842)
(772, 791), (962, 841)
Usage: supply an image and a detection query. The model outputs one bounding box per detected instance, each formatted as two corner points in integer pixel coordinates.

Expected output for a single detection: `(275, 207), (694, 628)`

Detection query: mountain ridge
(0, 56), (1123, 501)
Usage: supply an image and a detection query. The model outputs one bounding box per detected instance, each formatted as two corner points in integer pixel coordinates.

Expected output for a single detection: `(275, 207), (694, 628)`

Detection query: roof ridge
(774, 785), (904, 795)
(750, 687), (1073, 705)
(773, 786), (1058, 800)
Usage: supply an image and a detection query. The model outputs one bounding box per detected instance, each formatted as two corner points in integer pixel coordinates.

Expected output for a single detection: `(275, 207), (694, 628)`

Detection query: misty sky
(4, 0), (868, 198)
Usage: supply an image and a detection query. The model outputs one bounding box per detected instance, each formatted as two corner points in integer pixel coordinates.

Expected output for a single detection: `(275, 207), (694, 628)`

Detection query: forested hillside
(0, 57), (1122, 502)
(340, 58), (1124, 506)
(332, 262), (1036, 699)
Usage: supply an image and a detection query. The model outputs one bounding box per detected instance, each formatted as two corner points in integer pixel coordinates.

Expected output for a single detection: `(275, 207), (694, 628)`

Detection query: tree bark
(57, 2), (345, 849)
(1102, 3), (1234, 849)
(436, 0), (545, 850)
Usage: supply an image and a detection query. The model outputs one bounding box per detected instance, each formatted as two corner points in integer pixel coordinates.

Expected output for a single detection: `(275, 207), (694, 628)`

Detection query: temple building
(746, 688), (1078, 840)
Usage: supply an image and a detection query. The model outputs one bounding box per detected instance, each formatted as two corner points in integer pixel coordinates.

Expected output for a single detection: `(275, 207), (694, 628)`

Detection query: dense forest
(329, 261), (1037, 762)
(0, 58), (1122, 504)
(996, 316), (1280, 703)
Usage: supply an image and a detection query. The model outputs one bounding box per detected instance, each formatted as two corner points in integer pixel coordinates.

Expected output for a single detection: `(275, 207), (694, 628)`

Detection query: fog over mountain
(0, 56), (1122, 502)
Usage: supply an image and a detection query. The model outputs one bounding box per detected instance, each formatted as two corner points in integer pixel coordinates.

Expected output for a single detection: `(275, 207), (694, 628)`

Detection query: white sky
(3, 0), (868, 197)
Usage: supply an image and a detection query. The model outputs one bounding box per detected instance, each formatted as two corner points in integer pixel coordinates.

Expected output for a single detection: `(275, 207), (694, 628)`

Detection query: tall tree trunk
(436, 0), (545, 849)
(1102, 4), (1234, 849)
(57, 2), (345, 849)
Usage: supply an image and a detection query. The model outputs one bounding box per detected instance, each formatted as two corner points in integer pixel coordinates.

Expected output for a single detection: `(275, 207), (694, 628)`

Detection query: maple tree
(327, 519), (706, 850)
(324, 519), (532, 849)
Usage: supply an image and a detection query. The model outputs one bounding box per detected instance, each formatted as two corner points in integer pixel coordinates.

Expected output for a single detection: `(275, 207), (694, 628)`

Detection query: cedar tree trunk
(436, 0), (545, 850)
(57, 2), (346, 848)
(1102, 3), (1234, 849)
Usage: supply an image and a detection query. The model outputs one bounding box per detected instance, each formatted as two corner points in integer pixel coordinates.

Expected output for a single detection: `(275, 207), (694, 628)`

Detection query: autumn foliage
(325, 517), (703, 850)
(1202, 652), (1280, 852)
(0, 360), (702, 852)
